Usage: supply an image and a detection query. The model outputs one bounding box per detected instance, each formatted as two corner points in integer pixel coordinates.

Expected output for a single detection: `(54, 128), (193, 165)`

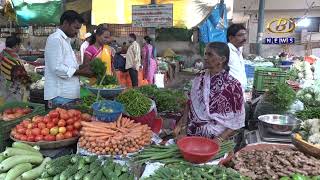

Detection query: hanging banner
(92, 0), (233, 29)
(132, 4), (173, 28)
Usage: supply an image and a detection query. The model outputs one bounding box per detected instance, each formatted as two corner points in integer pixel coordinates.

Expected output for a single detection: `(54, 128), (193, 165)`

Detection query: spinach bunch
(89, 58), (117, 85)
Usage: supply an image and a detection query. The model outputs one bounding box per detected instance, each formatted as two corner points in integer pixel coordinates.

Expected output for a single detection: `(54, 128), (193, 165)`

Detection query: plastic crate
(253, 67), (287, 92)
(0, 102), (45, 151)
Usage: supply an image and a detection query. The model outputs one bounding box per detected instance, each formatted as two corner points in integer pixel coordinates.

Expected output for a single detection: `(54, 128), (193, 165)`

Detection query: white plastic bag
(154, 73), (164, 88)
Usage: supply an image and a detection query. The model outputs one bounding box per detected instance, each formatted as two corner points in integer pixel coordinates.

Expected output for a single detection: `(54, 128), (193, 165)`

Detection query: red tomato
(16, 124), (23, 130)
(56, 133), (65, 141)
(50, 127), (59, 136)
(64, 131), (73, 139)
(73, 121), (81, 130)
(58, 127), (67, 134)
(46, 122), (55, 129)
(49, 110), (59, 118)
(35, 135), (44, 142)
(51, 118), (59, 125)
(26, 129), (32, 136)
(66, 119), (74, 125)
(17, 127), (26, 135)
(72, 130), (79, 137)
(57, 119), (66, 127)
(27, 135), (35, 142)
(48, 135), (56, 141)
(20, 135), (28, 141)
(66, 125), (74, 131)
(31, 128), (41, 136)
(60, 113), (69, 120)
(21, 120), (30, 128)
(37, 122), (46, 129)
(43, 116), (51, 124)
(14, 133), (22, 140)
(41, 128), (50, 136)
(32, 123), (38, 128)
(44, 135), (56, 141)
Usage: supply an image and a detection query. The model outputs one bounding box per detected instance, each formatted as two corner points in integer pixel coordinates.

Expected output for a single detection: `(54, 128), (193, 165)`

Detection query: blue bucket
(92, 100), (124, 122)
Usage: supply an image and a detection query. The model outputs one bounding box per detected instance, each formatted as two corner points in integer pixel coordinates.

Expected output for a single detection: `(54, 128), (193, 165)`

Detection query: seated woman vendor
(84, 24), (114, 75)
(0, 36), (31, 102)
(174, 42), (245, 143)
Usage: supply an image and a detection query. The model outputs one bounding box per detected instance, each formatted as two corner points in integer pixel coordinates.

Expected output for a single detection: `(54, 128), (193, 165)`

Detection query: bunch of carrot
(78, 116), (152, 156)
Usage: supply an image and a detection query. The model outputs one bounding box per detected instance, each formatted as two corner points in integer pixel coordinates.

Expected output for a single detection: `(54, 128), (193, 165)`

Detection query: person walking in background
(84, 24), (114, 75)
(121, 42), (128, 54)
(227, 24), (247, 91)
(125, 33), (141, 87)
(80, 32), (91, 64)
(142, 36), (157, 84)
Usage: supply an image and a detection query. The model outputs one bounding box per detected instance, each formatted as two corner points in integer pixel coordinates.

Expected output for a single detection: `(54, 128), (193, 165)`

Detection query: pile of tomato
(11, 108), (92, 142)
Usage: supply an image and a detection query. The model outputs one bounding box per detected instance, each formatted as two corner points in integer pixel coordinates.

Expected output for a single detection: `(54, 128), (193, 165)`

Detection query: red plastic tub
(177, 136), (220, 164)
(125, 99), (157, 129)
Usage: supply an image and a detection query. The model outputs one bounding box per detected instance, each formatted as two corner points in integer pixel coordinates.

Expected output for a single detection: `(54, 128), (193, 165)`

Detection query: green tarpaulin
(11, 0), (63, 25)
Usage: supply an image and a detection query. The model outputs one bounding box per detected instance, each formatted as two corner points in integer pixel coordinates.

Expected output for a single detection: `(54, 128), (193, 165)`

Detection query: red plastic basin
(177, 136), (220, 164)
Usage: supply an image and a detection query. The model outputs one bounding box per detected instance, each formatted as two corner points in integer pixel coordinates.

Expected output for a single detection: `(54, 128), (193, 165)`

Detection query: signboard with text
(132, 4), (173, 28)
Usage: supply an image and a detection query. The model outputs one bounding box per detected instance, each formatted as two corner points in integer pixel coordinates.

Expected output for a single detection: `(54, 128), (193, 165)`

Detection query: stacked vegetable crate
(0, 102), (45, 151)
(253, 67), (287, 93)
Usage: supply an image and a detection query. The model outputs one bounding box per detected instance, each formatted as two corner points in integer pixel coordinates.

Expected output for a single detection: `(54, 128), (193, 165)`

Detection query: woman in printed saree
(142, 36), (157, 84)
(84, 24), (114, 75)
(174, 42), (245, 143)
(0, 36), (31, 102)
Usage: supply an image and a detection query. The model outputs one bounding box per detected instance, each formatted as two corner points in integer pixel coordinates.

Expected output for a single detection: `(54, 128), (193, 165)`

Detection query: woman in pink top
(142, 36), (157, 84)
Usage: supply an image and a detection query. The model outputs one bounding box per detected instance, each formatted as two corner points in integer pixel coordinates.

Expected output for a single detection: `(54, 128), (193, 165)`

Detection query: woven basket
(291, 133), (320, 158)
(11, 136), (79, 150)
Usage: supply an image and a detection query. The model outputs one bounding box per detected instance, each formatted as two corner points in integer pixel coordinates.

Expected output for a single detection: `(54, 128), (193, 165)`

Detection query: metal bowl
(258, 114), (300, 135)
(86, 86), (126, 99)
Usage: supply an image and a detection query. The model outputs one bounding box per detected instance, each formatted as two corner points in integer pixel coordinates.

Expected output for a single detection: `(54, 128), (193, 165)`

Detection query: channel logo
(265, 37), (295, 44)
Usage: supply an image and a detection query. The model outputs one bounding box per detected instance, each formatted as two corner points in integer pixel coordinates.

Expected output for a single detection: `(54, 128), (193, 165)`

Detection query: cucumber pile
(143, 164), (249, 180)
(41, 155), (133, 180)
(0, 142), (51, 180)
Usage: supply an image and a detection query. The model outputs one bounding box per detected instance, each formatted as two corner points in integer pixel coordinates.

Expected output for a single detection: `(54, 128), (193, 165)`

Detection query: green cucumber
(93, 170), (103, 180)
(77, 158), (86, 170)
(5, 163), (32, 180)
(12, 142), (40, 153)
(52, 174), (60, 180)
(83, 170), (97, 180)
(37, 178), (53, 180)
(71, 155), (82, 164)
(0, 155), (43, 171)
(0, 173), (6, 180)
(3, 147), (42, 157)
(89, 160), (101, 171)
(0, 155), (5, 164)
(21, 157), (51, 180)
(60, 163), (79, 180)
(74, 165), (89, 180)
(84, 156), (98, 163)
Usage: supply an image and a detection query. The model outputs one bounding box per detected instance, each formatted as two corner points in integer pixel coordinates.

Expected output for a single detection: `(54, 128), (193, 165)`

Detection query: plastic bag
(155, 73), (164, 88)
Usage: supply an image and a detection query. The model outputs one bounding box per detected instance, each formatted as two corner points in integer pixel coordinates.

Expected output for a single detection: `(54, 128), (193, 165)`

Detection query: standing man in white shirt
(227, 24), (247, 91)
(80, 32), (92, 64)
(126, 33), (141, 88)
(44, 10), (93, 108)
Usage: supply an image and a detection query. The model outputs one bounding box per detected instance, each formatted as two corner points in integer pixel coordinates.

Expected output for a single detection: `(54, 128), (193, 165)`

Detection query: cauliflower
(308, 133), (320, 144)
